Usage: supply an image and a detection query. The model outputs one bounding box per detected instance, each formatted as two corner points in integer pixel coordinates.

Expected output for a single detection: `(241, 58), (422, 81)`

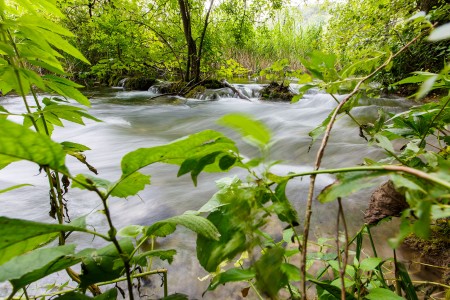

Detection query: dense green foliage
(1, 0), (450, 299)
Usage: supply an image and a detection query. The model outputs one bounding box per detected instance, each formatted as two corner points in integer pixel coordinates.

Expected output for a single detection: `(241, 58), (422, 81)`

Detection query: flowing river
(0, 84), (416, 298)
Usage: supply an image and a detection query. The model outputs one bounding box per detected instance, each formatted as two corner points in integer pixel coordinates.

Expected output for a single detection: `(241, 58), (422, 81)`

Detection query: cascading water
(0, 84), (415, 298)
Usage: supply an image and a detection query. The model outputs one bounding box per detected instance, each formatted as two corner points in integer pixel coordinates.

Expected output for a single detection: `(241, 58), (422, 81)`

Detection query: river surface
(0, 84), (414, 298)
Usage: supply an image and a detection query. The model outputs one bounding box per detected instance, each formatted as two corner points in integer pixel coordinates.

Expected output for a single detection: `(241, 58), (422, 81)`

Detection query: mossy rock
(404, 219), (450, 285)
(203, 79), (224, 89)
(185, 85), (206, 98)
(158, 81), (187, 94)
(124, 77), (157, 91)
(260, 82), (294, 101)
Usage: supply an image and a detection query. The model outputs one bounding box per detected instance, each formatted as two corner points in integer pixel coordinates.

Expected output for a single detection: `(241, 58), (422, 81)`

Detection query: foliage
(1, 0), (450, 299)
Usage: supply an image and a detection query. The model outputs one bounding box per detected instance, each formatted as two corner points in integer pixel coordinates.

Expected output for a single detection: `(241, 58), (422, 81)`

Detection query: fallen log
(221, 80), (251, 101)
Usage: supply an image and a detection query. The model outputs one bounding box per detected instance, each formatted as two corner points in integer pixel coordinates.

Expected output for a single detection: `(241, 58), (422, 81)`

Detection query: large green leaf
(121, 130), (238, 176)
(54, 289), (117, 300)
(0, 245), (77, 291)
(366, 288), (404, 300)
(254, 246), (287, 298)
(146, 214), (220, 241)
(428, 23), (450, 41)
(359, 257), (383, 271)
(197, 210), (246, 272)
(318, 171), (387, 203)
(79, 239), (134, 288)
(0, 118), (67, 172)
(0, 216), (87, 251)
(272, 180), (299, 224)
(132, 249), (177, 266)
(72, 172), (150, 198)
(310, 278), (356, 300)
(208, 268), (255, 291)
(0, 232), (58, 265)
(218, 114), (271, 148)
(111, 172), (151, 198)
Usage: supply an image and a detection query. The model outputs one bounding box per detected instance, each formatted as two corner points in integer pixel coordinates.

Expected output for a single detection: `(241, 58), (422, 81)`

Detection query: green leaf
(359, 257), (383, 271)
(254, 246), (287, 298)
(309, 109), (334, 145)
(45, 80), (90, 107)
(110, 172), (151, 198)
(218, 155), (237, 171)
(208, 268), (255, 291)
(366, 288), (404, 300)
(318, 171), (386, 203)
(0, 245), (77, 291)
(39, 29), (89, 64)
(121, 130), (237, 176)
(0, 184), (32, 194)
(0, 232), (58, 265)
(272, 180), (299, 224)
(80, 239), (134, 288)
(218, 114), (271, 147)
(281, 263), (301, 281)
(146, 214), (220, 241)
(310, 278), (356, 300)
(0, 118), (67, 172)
(428, 23), (450, 41)
(396, 262), (418, 300)
(117, 225), (144, 238)
(197, 210), (246, 272)
(54, 288), (117, 300)
(61, 141), (91, 152)
(374, 133), (395, 154)
(0, 217), (87, 251)
(416, 75), (438, 100)
(132, 249), (177, 266)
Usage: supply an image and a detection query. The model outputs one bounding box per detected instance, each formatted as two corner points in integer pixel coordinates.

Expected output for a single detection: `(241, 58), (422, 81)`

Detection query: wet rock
(124, 77), (157, 90)
(260, 82), (294, 101)
(203, 79), (224, 89)
(364, 180), (408, 225)
(157, 81), (187, 94)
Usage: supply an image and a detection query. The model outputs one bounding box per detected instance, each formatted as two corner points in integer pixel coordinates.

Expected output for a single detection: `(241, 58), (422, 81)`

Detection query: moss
(404, 219), (450, 285)
(259, 82), (294, 101)
(124, 77), (157, 91)
(185, 85), (206, 98)
(158, 81), (186, 94)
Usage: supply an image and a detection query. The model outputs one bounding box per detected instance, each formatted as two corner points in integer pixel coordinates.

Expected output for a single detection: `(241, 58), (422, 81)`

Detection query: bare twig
(336, 198), (349, 300)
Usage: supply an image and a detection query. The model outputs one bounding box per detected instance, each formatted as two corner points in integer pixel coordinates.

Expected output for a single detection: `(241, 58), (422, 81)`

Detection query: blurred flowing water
(0, 85), (415, 298)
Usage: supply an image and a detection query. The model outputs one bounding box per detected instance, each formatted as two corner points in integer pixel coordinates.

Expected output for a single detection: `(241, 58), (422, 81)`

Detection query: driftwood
(221, 79), (251, 101)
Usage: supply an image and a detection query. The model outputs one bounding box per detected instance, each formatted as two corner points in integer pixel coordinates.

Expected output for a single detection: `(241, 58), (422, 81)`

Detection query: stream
(0, 84), (416, 298)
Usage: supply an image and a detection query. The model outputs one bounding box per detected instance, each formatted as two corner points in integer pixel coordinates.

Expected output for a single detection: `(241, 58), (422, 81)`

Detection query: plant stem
(336, 198), (349, 300)
(299, 29), (432, 299)
(96, 269), (168, 286)
(97, 190), (134, 300)
(393, 249), (402, 296)
(249, 281), (264, 300)
(366, 225), (387, 288)
(286, 165), (450, 190)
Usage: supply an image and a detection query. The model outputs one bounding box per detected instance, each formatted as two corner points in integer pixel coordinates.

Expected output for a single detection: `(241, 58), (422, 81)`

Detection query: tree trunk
(178, 0), (198, 82)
